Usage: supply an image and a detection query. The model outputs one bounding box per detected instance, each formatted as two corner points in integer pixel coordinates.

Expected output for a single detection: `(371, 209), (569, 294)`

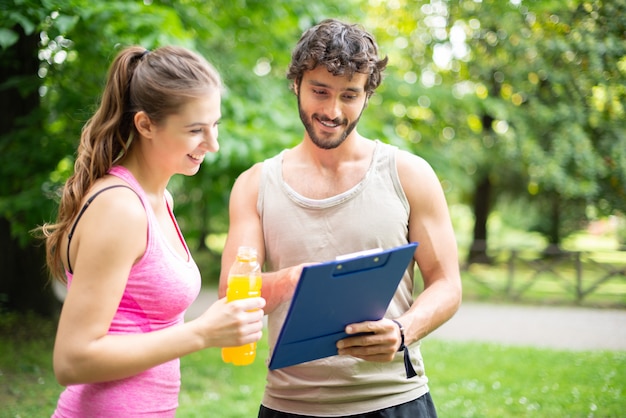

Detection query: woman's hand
(193, 296), (266, 348)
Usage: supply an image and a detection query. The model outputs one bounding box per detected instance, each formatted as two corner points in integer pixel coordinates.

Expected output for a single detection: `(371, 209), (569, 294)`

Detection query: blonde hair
(39, 45), (222, 280)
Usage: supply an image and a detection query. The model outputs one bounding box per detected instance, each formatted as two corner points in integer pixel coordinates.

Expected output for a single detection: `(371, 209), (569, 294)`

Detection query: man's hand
(336, 318), (402, 362)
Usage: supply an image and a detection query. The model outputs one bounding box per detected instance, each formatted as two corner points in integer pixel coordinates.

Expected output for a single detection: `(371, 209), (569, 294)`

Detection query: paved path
(186, 290), (626, 351)
(427, 302), (626, 351)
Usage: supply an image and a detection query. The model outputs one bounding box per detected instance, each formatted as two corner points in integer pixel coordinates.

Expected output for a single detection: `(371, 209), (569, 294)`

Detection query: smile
(317, 118), (342, 128)
(189, 153), (205, 161)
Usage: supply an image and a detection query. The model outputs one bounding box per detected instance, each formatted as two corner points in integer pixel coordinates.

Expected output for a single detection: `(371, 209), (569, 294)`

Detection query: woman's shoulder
(79, 181), (147, 233)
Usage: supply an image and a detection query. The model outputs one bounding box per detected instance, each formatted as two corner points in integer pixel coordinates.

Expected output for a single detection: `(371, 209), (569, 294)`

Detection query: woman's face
(146, 90), (222, 177)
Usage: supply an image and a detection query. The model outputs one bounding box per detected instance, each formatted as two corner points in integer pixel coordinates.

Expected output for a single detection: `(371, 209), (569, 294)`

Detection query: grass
(0, 313), (61, 417)
(2, 316), (625, 418)
(422, 340), (625, 418)
(177, 340), (269, 418)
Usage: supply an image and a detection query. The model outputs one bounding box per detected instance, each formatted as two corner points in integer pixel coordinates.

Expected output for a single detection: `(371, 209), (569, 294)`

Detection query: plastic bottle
(221, 246), (262, 366)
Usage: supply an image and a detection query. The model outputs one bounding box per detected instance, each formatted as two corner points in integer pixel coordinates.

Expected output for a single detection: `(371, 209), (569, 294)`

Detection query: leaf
(0, 28), (18, 49)
(53, 14), (79, 34)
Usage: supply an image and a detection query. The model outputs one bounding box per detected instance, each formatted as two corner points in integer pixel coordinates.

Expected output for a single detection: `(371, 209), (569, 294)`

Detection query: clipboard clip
(333, 252), (390, 277)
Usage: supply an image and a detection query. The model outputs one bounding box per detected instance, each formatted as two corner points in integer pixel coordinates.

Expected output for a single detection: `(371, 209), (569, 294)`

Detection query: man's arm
(219, 163), (302, 314)
(337, 150), (462, 361)
(395, 149), (462, 345)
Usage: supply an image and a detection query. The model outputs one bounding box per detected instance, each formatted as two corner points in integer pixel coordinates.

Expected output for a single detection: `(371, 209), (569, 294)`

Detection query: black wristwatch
(391, 319), (417, 378)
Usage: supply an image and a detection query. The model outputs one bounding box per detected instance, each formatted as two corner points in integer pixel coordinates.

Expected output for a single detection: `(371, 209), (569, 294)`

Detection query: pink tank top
(53, 166), (201, 417)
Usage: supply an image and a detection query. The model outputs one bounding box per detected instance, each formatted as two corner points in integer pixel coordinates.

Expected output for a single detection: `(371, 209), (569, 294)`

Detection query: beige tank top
(257, 140), (430, 416)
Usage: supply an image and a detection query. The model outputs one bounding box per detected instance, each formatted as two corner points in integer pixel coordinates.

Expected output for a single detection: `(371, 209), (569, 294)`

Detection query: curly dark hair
(287, 19), (388, 97)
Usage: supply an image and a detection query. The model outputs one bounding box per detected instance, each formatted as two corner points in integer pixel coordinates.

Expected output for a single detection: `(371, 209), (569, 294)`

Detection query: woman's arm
(54, 187), (264, 385)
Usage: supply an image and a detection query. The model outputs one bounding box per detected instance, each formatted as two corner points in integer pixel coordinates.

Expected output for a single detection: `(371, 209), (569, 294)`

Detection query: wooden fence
(461, 248), (626, 306)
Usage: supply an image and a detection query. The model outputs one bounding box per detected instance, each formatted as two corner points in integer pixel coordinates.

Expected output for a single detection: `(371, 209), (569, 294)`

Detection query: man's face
(296, 66), (369, 150)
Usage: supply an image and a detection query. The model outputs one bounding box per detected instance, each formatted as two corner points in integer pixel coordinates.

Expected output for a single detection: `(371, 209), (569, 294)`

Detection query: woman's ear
(134, 111), (153, 138)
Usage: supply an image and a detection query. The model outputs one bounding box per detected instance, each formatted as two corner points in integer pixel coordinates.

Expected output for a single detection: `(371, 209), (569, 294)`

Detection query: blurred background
(3, 0), (624, 315)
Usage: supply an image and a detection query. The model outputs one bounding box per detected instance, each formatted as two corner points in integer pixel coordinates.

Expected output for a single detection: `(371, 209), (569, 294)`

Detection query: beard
(297, 95), (364, 150)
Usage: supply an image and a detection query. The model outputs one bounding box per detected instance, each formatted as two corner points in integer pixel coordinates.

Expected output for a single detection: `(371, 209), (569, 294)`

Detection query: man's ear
(134, 111), (153, 138)
(293, 77), (302, 96)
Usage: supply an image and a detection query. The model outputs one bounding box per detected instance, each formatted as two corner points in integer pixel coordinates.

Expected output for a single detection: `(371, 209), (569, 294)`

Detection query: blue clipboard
(268, 242), (418, 370)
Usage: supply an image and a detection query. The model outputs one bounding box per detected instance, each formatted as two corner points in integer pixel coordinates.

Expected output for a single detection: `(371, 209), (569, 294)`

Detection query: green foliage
(360, 0), (626, 245)
(164, 0), (364, 248)
(2, 0), (626, 310)
(0, 0), (56, 46)
(1, 0), (197, 247)
(456, 0), (626, 239)
(4, 0), (626, 246)
(1, 0), (365, 250)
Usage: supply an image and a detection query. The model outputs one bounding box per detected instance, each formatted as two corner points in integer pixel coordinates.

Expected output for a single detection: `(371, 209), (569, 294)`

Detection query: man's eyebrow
(307, 79), (364, 93)
(307, 80), (330, 88)
(344, 86), (364, 93)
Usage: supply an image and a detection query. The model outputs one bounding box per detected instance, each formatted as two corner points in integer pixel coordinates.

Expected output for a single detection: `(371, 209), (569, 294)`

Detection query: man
(219, 19), (462, 417)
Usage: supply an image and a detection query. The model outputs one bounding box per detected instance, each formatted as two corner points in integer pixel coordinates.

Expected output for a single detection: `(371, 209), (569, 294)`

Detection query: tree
(0, 0), (203, 315)
(364, 0), (626, 260)
(497, 0), (626, 250)
(2, 0), (624, 314)
(1, 1), (66, 315)
(160, 0), (361, 253)
(0, 0), (362, 314)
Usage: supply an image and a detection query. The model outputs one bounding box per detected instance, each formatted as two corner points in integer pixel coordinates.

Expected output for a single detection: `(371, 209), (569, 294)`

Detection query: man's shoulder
(391, 147), (436, 184)
(389, 144), (427, 164)
(235, 150), (284, 186)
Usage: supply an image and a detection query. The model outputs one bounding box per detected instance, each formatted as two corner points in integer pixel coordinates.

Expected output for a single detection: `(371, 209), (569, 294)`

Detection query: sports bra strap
(66, 184), (137, 274)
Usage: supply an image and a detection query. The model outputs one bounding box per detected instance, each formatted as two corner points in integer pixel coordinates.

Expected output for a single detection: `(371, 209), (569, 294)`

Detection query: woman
(39, 45), (265, 417)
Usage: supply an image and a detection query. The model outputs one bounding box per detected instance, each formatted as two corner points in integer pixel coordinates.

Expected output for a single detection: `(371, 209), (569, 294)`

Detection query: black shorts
(258, 392), (438, 418)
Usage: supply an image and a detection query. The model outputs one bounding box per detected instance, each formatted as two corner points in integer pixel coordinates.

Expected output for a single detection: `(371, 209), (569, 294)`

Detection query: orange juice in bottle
(221, 246), (262, 366)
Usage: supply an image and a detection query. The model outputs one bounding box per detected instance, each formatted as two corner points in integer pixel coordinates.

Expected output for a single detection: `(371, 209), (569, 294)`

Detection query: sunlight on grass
(422, 339), (626, 418)
(564, 231), (620, 252)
